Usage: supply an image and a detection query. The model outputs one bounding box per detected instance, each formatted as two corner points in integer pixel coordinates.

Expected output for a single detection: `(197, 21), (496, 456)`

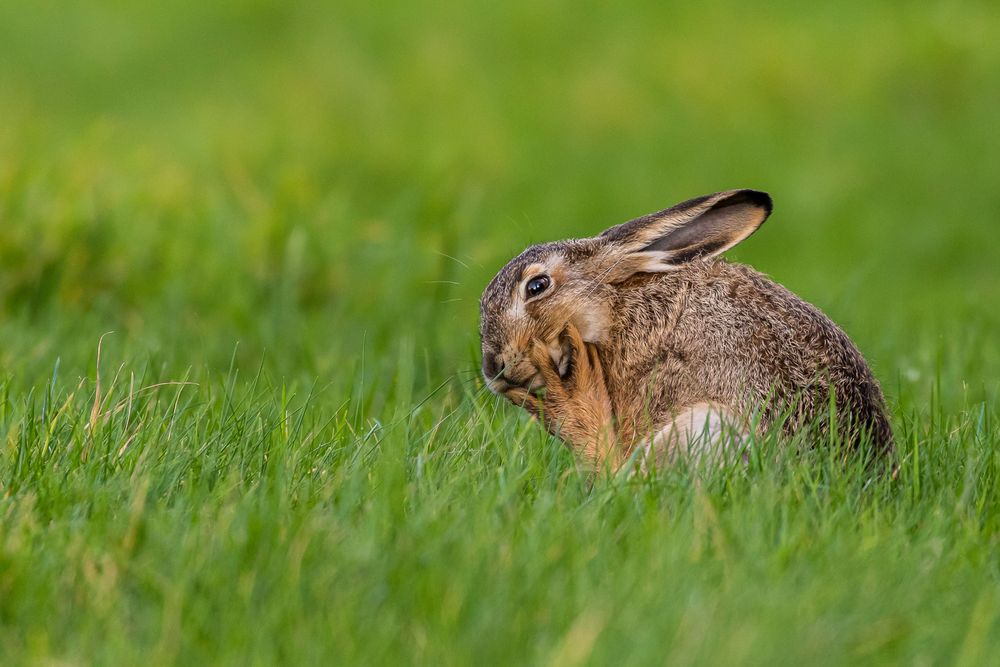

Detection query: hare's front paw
(504, 323), (619, 470)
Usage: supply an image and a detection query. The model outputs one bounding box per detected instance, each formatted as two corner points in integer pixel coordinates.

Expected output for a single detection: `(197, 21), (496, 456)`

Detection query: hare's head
(479, 189), (772, 394)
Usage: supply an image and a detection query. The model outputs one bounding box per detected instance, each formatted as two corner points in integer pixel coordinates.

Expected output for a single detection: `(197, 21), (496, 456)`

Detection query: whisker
(435, 250), (475, 270)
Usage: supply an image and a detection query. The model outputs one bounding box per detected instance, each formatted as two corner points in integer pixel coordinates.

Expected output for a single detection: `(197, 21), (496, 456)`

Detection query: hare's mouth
(489, 371), (545, 398)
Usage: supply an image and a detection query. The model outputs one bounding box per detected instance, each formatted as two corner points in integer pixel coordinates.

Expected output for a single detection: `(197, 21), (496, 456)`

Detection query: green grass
(1, 1), (999, 664)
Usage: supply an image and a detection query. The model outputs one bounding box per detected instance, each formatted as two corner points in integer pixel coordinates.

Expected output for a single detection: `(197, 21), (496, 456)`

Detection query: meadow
(1, 1), (999, 664)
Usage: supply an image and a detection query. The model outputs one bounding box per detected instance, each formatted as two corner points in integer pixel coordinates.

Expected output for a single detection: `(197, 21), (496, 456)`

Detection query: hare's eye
(525, 275), (551, 299)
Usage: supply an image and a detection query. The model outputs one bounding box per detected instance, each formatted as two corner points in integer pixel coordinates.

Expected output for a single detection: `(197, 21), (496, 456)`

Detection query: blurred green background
(2, 1), (1000, 664)
(2, 0), (998, 392)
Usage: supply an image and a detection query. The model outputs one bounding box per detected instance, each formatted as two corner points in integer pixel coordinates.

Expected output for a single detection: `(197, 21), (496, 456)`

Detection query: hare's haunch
(480, 190), (893, 471)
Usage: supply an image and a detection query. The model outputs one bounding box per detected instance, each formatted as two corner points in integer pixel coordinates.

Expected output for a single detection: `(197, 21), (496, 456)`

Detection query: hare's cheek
(570, 306), (611, 344)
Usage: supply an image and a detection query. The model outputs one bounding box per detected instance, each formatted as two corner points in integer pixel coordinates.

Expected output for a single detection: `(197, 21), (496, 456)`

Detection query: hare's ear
(599, 189), (772, 277)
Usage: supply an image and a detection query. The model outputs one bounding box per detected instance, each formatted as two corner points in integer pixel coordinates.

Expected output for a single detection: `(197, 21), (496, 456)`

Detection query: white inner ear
(627, 251), (683, 274)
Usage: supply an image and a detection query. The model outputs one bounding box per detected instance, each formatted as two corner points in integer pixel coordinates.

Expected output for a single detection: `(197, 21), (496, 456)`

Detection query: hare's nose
(483, 354), (506, 381)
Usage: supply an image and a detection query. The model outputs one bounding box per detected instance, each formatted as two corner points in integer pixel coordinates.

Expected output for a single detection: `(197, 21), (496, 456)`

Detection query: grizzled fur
(480, 189), (893, 461)
(602, 261), (893, 452)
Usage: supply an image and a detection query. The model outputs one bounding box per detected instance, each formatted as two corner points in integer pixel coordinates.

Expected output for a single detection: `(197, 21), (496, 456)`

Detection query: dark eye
(525, 275), (551, 298)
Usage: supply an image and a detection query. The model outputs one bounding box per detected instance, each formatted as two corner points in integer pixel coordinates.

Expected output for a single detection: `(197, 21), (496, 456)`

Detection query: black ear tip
(734, 189), (773, 217)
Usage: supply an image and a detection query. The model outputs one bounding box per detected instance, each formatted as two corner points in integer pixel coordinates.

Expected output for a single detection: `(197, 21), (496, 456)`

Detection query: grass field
(2, 1), (999, 664)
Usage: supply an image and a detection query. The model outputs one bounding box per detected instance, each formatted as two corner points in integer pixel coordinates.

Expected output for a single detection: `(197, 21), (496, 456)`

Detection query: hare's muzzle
(484, 350), (545, 394)
(483, 332), (572, 396)
(482, 354), (503, 382)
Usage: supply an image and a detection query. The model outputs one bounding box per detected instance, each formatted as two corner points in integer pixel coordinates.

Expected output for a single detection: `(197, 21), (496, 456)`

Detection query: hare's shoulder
(683, 260), (831, 324)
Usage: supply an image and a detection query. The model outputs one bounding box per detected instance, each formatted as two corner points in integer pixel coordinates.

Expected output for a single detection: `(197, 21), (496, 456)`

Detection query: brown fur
(504, 326), (620, 471)
(480, 189), (893, 470)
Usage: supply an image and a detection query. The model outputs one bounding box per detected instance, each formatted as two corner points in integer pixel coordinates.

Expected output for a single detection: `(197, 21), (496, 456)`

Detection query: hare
(479, 189), (893, 472)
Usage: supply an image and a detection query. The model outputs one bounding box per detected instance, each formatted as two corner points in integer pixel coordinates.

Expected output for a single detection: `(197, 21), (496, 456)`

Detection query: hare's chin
(487, 371), (545, 395)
